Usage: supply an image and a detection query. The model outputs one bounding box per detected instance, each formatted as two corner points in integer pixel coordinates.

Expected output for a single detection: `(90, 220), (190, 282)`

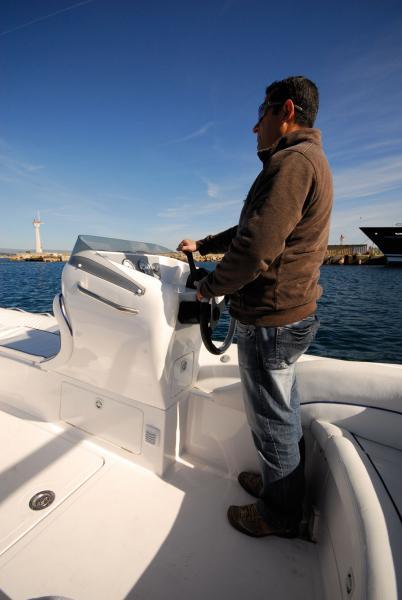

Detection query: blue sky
(1, 0), (402, 251)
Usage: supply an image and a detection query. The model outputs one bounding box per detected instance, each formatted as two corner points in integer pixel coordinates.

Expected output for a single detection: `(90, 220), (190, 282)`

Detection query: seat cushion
(310, 419), (401, 600)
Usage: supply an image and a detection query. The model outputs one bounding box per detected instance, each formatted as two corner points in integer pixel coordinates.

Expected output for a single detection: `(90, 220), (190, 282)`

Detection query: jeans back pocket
(277, 315), (320, 366)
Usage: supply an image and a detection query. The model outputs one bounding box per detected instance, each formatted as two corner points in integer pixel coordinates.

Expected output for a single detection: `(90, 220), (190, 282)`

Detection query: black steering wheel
(185, 251), (236, 355)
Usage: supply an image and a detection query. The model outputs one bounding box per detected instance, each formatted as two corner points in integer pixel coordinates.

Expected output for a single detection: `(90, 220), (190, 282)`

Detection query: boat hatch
(0, 408), (104, 556)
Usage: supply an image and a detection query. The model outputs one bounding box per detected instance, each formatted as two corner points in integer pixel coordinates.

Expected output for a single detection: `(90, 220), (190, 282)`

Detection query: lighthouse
(33, 212), (43, 254)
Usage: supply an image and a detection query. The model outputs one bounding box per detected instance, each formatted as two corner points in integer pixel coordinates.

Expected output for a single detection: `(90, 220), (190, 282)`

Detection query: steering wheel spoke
(185, 251), (236, 355)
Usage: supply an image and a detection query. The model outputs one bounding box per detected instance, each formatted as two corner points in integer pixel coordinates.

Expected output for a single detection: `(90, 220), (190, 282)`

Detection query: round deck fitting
(29, 490), (56, 511)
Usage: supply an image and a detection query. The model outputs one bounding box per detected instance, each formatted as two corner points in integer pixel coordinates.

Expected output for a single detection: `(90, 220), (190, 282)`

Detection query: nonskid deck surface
(0, 409), (104, 558)
(0, 307), (60, 357)
(0, 408), (323, 600)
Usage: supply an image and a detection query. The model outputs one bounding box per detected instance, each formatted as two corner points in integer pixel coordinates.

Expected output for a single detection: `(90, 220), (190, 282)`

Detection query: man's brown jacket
(197, 128), (333, 326)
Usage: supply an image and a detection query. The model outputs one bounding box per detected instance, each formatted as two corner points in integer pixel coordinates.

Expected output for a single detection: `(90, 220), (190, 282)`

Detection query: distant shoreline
(1, 250), (386, 266)
(1, 252), (70, 262)
(165, 251), (387, 266)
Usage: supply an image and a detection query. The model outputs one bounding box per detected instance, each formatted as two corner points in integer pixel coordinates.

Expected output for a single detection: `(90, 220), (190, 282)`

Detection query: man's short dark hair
(265, 76), (319, 128)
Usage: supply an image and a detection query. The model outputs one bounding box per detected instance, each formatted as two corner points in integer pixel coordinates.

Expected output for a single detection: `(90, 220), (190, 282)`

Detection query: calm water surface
(0, 259), (401, 364)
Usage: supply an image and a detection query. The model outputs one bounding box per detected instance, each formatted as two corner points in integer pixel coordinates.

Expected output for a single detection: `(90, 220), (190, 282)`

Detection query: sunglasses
(257, 101), (304, 123)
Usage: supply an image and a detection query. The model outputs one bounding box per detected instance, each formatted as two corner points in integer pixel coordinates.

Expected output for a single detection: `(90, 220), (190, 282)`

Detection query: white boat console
(48, 235), (208, 475)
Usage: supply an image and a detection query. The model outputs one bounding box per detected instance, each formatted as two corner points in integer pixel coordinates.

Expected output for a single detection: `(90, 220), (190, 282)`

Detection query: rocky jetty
(167, 251), (386, 265)
(163, 252), (223, 262)
(323, 253), (386, 266)
(9, 252), (70, 262)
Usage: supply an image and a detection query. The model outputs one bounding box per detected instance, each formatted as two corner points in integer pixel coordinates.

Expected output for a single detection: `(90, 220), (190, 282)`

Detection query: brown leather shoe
(238, 472), (263, 498)
(227, 503), (298, 538)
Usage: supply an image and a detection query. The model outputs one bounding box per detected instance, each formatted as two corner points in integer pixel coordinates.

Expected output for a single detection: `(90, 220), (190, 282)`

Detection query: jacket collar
(257, 128), (322, 164)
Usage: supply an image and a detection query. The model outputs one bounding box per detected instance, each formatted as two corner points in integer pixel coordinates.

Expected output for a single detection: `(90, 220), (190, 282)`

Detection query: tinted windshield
(71, 235), (172, 256)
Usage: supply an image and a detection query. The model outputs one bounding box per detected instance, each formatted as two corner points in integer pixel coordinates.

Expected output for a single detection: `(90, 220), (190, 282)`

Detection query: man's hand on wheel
(177, 239), (205, 300)
(177, 239), (199, 253)
(196, 282), (204, 302)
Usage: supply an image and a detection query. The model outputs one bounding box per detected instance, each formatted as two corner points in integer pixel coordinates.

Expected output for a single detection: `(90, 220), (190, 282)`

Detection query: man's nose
(253, 122), (259, 134)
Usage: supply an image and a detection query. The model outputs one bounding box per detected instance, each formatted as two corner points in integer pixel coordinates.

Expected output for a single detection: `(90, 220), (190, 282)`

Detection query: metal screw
(95, 398), (103, 409)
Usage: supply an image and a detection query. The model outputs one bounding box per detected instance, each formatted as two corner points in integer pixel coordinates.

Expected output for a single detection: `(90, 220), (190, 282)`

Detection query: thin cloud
(21, 162), (45, 173)
(147, 222), (189, 234)
(207, 181), (220, 198)
(199, 176), (220, 198)
(328, 136), (402, 163)
(219, 0), (238, 15)
(164, 122), (214, 145)
(0, 154), (45, 185)
(158, 197), (240, 219)
(0, 149), (136, 225)
(0, 0), (95, 37)
(332, 198), (402, 228)
(340, 45), (402, 85)
(200, 173), (252, 199)
(100, 192), (145, 205)
(329, 198), (402, 245)
(321, 34), (402, 154)
(0, 155), (44, 173)
(334, 154), (402, 201)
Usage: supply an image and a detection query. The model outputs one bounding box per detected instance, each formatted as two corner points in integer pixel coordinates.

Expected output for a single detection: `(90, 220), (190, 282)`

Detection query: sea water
(0, 259), (401, 364)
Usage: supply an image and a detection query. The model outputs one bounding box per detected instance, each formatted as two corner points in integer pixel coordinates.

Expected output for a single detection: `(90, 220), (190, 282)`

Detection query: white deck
(0, 307), (60, 358)
(0, 302), (325, 599)
(0, 406), (323, 600)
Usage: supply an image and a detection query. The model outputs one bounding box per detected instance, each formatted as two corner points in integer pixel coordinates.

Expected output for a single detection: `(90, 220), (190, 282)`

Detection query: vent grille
(145, 425), (161, 446)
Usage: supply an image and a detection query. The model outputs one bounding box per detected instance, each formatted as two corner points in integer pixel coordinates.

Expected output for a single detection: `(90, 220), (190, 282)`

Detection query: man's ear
(283, 99), (295, 122)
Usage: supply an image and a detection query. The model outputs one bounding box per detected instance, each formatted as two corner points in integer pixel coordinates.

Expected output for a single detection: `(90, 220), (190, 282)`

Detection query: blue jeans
(237, 314), (320, 528)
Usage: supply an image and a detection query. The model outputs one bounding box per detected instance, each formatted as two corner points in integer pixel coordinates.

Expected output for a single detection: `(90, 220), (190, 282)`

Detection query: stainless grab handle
(70, 254), (145, 296)
(59, 293), (73, 334)
(77, 284), (139, 314)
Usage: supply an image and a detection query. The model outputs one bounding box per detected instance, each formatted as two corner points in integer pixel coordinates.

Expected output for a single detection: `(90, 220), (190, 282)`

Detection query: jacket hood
(257, 128), (322, 164)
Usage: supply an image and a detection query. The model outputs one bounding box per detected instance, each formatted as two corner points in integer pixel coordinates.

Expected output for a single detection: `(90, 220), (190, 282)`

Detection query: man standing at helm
(178, 76), (333, 538)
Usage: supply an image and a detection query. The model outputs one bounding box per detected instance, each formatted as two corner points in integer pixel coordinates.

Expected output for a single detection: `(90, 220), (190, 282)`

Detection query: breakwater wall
(6, 253), (70, 262)
(165, 251), (386, 266)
